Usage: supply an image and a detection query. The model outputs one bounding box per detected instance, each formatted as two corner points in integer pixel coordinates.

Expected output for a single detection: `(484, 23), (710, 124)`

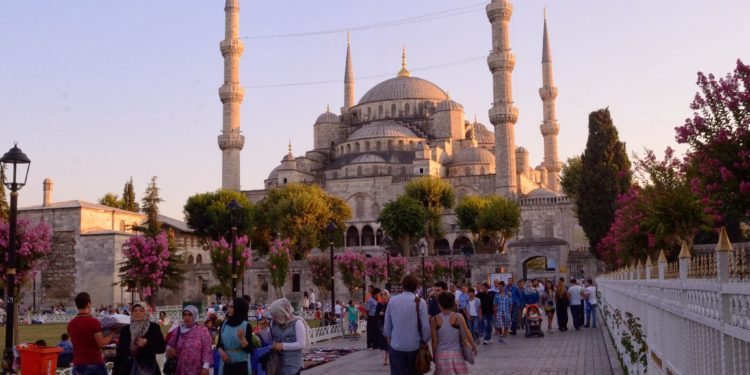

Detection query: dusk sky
(2, 1), (749, 219)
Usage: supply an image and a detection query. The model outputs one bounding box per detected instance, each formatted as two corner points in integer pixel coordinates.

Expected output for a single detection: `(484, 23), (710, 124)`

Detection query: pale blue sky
(1, 1), (749, 218)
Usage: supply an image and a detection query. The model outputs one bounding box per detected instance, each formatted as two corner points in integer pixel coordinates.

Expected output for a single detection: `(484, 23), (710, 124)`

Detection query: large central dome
(359, 76), (448, 105)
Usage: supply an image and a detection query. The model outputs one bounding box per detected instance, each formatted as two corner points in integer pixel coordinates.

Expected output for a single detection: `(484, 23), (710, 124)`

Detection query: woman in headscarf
(375, 289), (391, 366)
(269, 298), (310, 375)
(165, 305), (213, 375)
(217, 298), (257, 375)
(113, 303), (166, 375)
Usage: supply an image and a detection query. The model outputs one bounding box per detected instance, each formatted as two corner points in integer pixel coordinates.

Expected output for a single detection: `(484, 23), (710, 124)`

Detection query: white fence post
(716, 228), (734, 374)
(657, 249), (666, 281)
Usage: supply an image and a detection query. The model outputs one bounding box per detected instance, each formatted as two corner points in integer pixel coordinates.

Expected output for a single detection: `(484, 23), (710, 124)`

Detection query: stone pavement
(303, 312), (620, 375)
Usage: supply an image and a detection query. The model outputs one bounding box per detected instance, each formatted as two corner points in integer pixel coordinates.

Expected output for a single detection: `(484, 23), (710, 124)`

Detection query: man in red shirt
(67, 292), (116, 375)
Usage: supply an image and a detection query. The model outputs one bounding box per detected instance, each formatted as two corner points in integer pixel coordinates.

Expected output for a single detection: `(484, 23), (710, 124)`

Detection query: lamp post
(1, 144), (31, 372)
(448, 256), (453, 285)
(383, 235), (392, 291)
(326, 222), (337, 317)
(420, 241), (427, 299)
(226, 199), (242, 298)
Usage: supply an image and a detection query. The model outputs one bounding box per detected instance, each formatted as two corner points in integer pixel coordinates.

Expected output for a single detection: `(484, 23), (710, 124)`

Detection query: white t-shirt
(454, 290), (464, 305)
(467, 298), (480, 316)
(585, 286), (597, 304)
(310, 292), (316, 304)
(335, 304), (342, 315)
(568, 285), (583, 305)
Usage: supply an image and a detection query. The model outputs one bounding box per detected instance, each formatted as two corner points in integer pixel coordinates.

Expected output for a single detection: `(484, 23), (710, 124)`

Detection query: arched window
(387, 140), (393, 150)
(187, 254), (194, 264)
(409, 140), (414, 149)
(362, 226), (375, 246)
(365, 141), (370, 151)
(418, 102), (424, 115)
(196, 254), (203, 264)
(346, 226), (360, 247)
(375, 141), (381, 151)
(480, 167), (485, 174)
(465, 167), (471, 176)
(545, 220), (554, 237)
(376, 229), (384, 245)
(345, 168), (349, 177)
(387, 166), (392, 175)
(404, 103), (411, 115)
(453, 236), (473, 255)
(401, 167), (406, 175)
(355, 143), (360, 152)
(378, 105), (384, 118)
(367, 107), (372, 119)
(355, 195), (365, 218)
(346, 144), (351, 153)
(119, 220), (126, 232)
(371, 202), (381, 217)
(398, 140), (404, 149)
(391, 103), (397, 117)
(357, 166), (363, 177)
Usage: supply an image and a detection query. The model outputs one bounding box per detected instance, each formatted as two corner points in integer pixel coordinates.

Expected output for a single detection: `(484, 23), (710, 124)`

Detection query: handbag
(414, 297), (432, 375)
(162, 328), (180, 374)
(454, 313), (475, 365)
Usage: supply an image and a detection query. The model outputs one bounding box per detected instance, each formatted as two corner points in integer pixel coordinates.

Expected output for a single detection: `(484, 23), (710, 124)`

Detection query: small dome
(436, 99), (463, 112)
(526, 188), (560, 198)
(473, 122), (495, 144)
(451, 146), (495, 165)
(516, 146), (528, 154)
(267, 165), (281, 180)
(359, 76), (448, 104)
(351, 154), (387, 164)
(348, 121), (418, 141)
(315, 110), (339, 124)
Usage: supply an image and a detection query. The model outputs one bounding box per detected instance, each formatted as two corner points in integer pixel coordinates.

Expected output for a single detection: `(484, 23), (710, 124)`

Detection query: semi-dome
(450, 146), (495, 165)
(516, 146), (528, 153)
(474, 122), (495, 144)
(351, 154), (387, 164)
(526, 188), (560, 198)
(436, 98), (463, 112)
(358, 76), (448, 105)
(348, 121), (418, 141)
(315, 109), (339, 124)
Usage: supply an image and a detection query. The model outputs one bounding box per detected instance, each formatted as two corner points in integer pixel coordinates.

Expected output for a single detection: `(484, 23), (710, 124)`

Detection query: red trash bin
(17, 344), (63, 375)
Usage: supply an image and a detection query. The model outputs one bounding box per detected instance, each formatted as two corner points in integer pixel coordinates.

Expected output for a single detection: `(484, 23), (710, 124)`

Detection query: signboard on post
(489, 273), (513, 285)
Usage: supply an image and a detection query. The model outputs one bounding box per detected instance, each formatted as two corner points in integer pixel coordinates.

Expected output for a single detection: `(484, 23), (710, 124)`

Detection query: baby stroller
(523, 304), (544, 338)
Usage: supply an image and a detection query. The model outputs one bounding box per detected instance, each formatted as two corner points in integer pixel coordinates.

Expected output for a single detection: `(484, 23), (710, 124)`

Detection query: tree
(577, 108), (632, 257)
(122, 177), (138, 212)
(455, 196), (486, 250)
(268, 238), (291, 298)
(337, 250), (366, 298)
(253, 184), (351, 257)
(118, 232), (172, 304)
(387, 256), (409, 286)
(377, 196), (427, 256)
(404, 176), (455, 255)
(184, 190), (254, 240)
(207, 234), (253, 298)
(365, 256), (387, 286)
(675, 60), (750, 241)
(141, 176), (163, 237)
(560, 156), (582, 203)
(476, 195), (521, 253)
(307, 254), (332, 294)
(0, 219), (52, 292)
(98, 192), (123, 209)
(0, 167), (8, 220)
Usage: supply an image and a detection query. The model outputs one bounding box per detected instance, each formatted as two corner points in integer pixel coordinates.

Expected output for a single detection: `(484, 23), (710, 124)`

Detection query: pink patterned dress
(167, 325), (214, 375)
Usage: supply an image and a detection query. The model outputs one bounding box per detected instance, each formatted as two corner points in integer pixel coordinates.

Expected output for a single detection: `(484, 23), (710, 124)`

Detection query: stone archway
(346, 226), (360, 247)
(507, 237), (568, 281)
(362, 225), (375, 246)
(453, 236), (473, 255)
(434, 238), (451, 255)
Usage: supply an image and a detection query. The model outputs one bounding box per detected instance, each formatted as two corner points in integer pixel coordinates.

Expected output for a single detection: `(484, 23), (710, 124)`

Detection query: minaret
(487, 0), (519, 197)
(539, 10), (562, 192)
(343, 32), (355, 111)
(218, 0), (245, 191)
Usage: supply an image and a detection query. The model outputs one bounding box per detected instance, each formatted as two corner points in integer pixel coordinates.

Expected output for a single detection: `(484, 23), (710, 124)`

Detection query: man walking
(366, 286), (380, 349)
(476, 283), (496, 344)
(428, 281), (447, 317)
(508, 279), (522, 335)
(584, 279), (598, 328)
(568, 278), (585, 330)
(384, 275), (431, 375)
(67, 292), (117, 375)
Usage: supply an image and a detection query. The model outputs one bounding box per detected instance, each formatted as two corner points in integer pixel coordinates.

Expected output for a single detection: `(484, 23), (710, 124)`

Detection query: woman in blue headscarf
(217, 298), (256, 375)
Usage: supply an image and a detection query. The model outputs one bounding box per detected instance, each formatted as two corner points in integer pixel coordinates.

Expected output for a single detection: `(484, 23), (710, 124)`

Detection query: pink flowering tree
(208, 235), (253, 298)
(119, 231), (172, 304)
(432, 258), (449, 282)
(450, 258), (468, 283)
(410, 258), (435, 285)
(268, 238), (291, 298)
(307, 254), (332, 294)
(0, 219), (52, 293)
(365, 256), (387, 286)
(388, 256), (409, 286)
(675, 60), (750, 241)
(336, 250), (366, 297)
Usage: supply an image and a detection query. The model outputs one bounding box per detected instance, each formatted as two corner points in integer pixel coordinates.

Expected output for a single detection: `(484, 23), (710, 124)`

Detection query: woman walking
(269, 298), (311, 375)
(375, 290), (391, 366)
(542, 280), (556, 332)
(555, 278), (570, 332)
(217, 298), (256, 375)
(430, 291), (477, 375)
(165, 305), (214, 375)
(113, 303), (166, 375)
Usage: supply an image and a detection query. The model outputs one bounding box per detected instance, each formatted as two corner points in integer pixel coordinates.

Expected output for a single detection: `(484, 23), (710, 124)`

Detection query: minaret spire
(218, 0), (245, 191)
(539, 10), (561, 191)
(398, 46), (411, 77)
(343, 32), (355, 111)
(487, 0), (519, 197)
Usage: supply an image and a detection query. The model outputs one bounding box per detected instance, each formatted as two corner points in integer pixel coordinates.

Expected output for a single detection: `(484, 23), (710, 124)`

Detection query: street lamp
(448, 256), (453, 285)
(226, 199), (242, 298)
(383, 235), (393, 291)
(419, 241), (427, 299)
(326, 222), (337, 317)
(1, 144), (31, 371)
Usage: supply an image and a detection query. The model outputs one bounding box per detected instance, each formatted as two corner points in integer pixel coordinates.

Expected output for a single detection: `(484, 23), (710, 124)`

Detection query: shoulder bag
(453, 313), (475, 364)
(414, 296), (433, 374)
(162, 327), (180, 374)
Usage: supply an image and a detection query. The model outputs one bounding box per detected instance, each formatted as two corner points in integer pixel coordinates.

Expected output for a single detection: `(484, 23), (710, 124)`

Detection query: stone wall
(42, 231), (77, 306)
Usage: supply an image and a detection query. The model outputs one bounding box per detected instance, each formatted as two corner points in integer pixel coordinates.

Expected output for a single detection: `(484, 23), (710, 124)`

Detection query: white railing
(597, 232), (750, 375)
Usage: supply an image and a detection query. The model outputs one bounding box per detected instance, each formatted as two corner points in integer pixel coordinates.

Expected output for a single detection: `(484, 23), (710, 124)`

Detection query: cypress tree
(141, 176), (163, 237)
(122, 177), (138, 212)
(577, 108), (632, 257)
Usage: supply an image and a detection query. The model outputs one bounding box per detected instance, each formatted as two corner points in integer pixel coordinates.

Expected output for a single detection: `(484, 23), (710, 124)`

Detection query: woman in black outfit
(555, 279), (570, 332)
(114, 303), (166, 375)
(375, 290), (391, 366)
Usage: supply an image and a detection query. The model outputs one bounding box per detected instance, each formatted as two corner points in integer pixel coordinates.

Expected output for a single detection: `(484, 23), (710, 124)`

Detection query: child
(346, 301), (359, 337)
(494, 280), (512, 344)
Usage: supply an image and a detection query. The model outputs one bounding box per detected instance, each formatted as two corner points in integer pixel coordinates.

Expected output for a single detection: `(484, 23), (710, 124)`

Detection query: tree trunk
(400, 237), (411, 257)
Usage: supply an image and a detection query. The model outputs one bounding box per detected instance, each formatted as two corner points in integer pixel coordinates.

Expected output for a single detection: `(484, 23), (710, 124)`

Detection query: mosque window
(378, 105), (384, 118)
(387, 166), (392, 175)
(465, 167), (471, 176)
(367, 107), (372, 119)
(387, 140), (393, 150)
(523, 221), (533, 238)
(283, 178), (288, 184)
(398, 140), (404, 149)
(362, 226), (375, 246)
(480, 167), (485, 174)
(187, 255), (194, 264)
(409, 140), (414, 149)
(445, 169), (450, 177)
(345, 168), (349, 177)
(333, 171), (338, 179)
(340, 146), (344, 155)
(331, 141), (335, 149)
(355, 143), (360, 152)
(391, 103), (397, 117)
(196, 254), (203, 264)
(545, 219), (554, 237)
(355, 195), (365, 218)
(357, 166), (363, 177)
(375, 141), (381, 151)
(346, 144), (351, 153)
(375, 228), (384, 245)
(405, 103), (410, 115)
(365, 141), (370, 151)
(371, 203), (381, 217)
(292, 274), (301, 292)
(346, 226), (360, 247)
(401, 167), (406, 175)
(119, 220), (126, 232)
(418, 103), (424, 115)
(419, 168), (424, 174)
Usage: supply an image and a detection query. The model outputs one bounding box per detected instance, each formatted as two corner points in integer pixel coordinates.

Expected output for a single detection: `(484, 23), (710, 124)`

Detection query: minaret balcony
(540, 121), (560, 136)
(219, 84), (245, 103)
(539, 87), (558, 100)
(487, 52), (515, 72)
(220, 39), (245, 56)
(489, 104), (518, 125)
(218, 133), (245, 151)
(486, 1), (513, 22)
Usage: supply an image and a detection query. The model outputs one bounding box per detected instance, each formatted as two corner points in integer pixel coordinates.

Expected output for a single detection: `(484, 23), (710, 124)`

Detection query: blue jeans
(586, 303), (598, 327)
(511, 305), (521, 333)
(468, 316), (480, 340)
(389, 348), (419, 375)
(480, 314), (494, 341)
(73, 364), (108, 375)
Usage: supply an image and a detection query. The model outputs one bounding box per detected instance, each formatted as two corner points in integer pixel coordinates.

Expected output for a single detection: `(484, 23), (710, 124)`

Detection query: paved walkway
(304, 312), (620, 374)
